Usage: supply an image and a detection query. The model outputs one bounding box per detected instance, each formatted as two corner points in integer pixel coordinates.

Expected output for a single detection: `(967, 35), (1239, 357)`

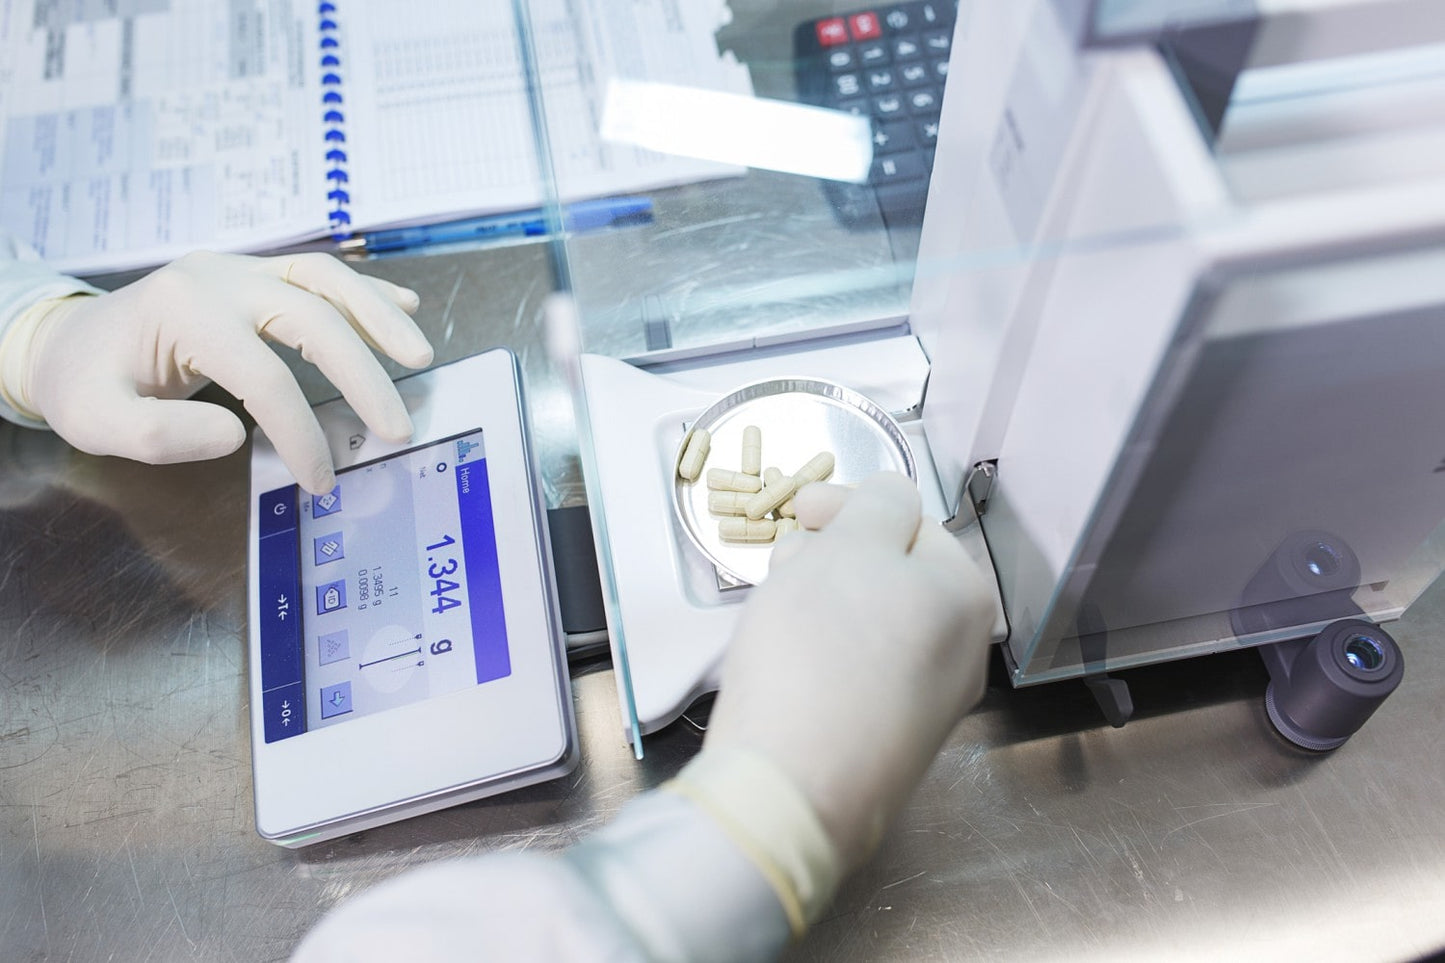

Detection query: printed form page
(0, 1), (325, 274)
(338, 0), (751, 230)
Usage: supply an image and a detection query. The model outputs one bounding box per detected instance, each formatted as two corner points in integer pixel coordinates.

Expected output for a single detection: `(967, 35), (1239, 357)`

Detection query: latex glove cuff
(665, 746), (843, 936)
(0, 294), (92, 428)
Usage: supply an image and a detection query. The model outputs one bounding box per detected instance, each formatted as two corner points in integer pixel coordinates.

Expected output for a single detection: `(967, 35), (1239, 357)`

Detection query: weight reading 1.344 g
(425, 535), (464, 615)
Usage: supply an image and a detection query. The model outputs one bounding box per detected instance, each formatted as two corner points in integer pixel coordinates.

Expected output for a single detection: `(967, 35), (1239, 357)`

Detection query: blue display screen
(255, 429), (510, 743)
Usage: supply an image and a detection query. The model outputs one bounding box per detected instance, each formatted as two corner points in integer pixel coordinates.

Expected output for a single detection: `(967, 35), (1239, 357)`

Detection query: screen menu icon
(319, 681), (353, 719)
(318, 629), (350, 666)
(313, 532), (345, 565)
(312, 485), (342, 517)
(316, 580), (347, 614)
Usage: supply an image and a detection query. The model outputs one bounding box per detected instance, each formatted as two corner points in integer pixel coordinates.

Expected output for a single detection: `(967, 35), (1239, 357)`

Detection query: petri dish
(672, 377), (916, 585)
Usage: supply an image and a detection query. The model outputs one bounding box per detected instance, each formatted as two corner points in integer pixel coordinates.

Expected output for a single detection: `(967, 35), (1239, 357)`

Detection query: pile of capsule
(677, 425), (835, 543)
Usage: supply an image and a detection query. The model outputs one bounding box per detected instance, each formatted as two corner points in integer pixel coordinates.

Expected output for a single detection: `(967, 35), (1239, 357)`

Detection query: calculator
(793, 2), (956, 227)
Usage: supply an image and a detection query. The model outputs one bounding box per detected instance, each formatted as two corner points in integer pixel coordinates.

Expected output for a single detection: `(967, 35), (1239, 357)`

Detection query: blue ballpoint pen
(338, 196), (654, 255)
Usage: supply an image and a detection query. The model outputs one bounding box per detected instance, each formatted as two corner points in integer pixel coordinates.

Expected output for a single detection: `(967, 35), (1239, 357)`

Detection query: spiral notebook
(0, 0), (748, 275)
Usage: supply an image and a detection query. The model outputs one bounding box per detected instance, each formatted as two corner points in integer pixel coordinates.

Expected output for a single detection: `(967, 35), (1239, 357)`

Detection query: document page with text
(0, 1), (325, 273)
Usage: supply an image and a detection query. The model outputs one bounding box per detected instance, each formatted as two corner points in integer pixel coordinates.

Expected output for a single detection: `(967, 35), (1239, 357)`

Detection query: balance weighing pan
(672, 378), (916, 586)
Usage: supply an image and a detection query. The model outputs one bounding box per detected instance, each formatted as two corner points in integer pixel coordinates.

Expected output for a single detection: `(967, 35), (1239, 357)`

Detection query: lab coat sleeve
(0, 233), (102, 428)
(291, 786), (795, 963)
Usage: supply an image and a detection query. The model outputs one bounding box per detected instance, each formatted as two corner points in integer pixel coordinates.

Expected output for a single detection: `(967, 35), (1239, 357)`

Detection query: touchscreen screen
(255, 429), (511, 743)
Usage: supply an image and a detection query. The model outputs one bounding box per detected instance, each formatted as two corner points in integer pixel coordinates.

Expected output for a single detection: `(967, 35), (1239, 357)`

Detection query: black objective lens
(1304, 542), (1342, 578)
(1262, 620), (1404, 750)
(1343, 634), (1387, 671)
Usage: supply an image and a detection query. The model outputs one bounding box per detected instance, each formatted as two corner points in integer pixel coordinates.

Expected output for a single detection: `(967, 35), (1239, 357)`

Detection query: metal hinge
(944, 460), (998, 532)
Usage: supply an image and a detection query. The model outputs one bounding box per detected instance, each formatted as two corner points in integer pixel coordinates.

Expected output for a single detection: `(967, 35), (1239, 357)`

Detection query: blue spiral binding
(318, 2), (350, 238)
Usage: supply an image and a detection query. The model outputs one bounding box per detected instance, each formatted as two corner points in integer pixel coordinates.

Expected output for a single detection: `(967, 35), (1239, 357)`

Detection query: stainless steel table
(4, 2), (1445, 960)
(3, 232), (1443, 962)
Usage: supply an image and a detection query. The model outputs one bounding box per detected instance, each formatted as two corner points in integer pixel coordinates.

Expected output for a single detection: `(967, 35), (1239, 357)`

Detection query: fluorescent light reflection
(600, 79), (873, 183)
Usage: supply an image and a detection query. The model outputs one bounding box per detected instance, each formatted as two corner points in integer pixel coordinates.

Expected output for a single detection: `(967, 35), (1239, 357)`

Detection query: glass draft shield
(254, 430), (510, 743)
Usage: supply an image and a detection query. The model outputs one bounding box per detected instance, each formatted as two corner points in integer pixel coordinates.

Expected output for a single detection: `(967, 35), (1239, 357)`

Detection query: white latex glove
(0, 251), (432, 494)
(699, 472), (995, 874)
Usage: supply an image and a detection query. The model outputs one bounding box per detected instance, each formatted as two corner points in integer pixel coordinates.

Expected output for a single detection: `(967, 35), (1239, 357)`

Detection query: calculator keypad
(795, 2), (955, 226)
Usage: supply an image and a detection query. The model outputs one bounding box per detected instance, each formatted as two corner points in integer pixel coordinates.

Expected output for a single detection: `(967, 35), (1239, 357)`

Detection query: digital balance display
(254, 429), (510, 742)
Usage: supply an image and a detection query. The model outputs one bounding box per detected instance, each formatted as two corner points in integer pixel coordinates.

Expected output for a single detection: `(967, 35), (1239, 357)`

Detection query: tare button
(258, 520), (303, 692)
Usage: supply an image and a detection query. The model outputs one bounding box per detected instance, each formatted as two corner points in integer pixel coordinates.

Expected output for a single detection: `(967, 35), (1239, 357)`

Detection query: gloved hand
(687, 472), (995, 883)
(0, 251), (432, 494)
(285, 474), (996, 961)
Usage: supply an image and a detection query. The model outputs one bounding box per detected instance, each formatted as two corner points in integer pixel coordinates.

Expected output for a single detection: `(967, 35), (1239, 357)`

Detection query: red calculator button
(849, 12), (883, 40)
(816, 18), (849, 47)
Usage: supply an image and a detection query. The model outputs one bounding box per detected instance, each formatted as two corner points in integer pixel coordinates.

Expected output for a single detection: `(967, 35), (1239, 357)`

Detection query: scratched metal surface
(3, 411), (1444, 963)
(5, 254), (1445, 963)
(5, 4), (1445, 963)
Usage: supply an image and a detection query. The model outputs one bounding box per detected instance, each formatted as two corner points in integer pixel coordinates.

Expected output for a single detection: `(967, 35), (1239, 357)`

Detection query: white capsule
(763, 467), (795, 518)
(793, 451), (835, 485)
(775, 517), (800, 538)
(707, 490), (750, 516)
(745, 475), (799, 520)
(678, 428), (711, 481)
(719, 517), (777, 542)
(707, 468), (763, 493)
(741, 425), (762, 476)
